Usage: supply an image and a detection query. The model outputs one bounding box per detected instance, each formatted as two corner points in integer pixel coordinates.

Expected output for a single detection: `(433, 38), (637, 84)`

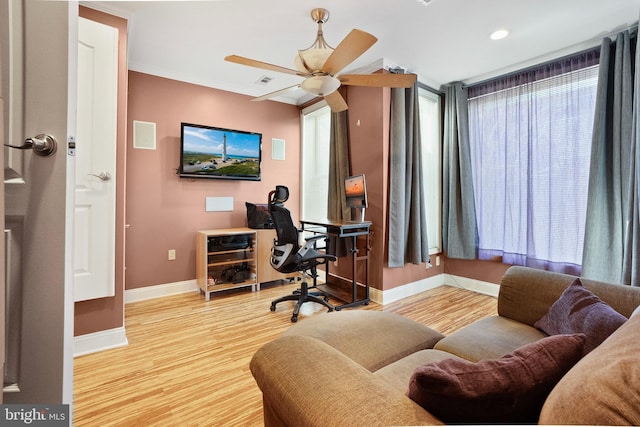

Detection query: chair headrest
(271, 185), (289, 204)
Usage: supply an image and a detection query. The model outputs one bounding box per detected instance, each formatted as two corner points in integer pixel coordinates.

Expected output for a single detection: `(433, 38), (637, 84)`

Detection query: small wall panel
(133, 120), (156, 150)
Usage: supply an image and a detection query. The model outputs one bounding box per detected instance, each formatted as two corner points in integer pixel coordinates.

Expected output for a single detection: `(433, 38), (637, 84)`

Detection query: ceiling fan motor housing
(310, 8), (330, 24)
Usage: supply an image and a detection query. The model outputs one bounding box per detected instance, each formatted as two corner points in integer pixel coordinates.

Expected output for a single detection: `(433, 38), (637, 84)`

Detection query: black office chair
(268, 185), (336, 322)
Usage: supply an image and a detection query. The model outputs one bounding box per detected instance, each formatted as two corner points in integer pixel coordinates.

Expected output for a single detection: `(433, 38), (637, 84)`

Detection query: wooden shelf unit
(196, 228), (257, 301)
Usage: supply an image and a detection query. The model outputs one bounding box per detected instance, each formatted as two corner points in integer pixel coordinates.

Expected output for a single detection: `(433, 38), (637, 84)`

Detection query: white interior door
(74, 17), (117, 302)
(2, 0), (74, 404)
(0, 28), (5, 406)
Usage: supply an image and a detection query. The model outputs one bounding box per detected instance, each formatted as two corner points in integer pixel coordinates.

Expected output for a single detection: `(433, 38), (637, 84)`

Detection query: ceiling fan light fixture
(300, 75), (341, 96)
(294, 7), (334, 73)
(294, 48), (333, 73)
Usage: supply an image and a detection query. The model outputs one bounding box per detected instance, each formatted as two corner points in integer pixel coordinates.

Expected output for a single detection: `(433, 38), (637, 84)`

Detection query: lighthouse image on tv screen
(179, 122), (262, 181)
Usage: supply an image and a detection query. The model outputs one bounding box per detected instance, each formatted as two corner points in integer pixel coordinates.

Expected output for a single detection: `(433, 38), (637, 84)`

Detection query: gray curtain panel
(441, 83), (478, 259)
(327, 110), (351, 222)
(582, 30), (639, 286)
(327, 109), (352, 257)
(388, 82), (429, 267)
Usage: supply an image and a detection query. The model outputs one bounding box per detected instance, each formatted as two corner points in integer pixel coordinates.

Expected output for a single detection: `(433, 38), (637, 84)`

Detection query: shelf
(206, 276), (257, 292)
(207, 258), (255, 268)
(207, 248), (253, 256)
(197, 229), (258, 301)
(197, 228), (296, 301)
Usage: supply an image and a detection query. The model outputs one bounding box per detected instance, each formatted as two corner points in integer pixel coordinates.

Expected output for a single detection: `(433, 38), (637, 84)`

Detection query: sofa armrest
(498, 266), (640, 325)
(250, 335), (442, 427)
(498, 267), (578, 325)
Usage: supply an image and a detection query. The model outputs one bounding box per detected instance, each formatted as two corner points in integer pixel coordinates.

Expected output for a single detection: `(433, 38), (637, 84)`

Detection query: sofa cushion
(283, 310), (444, 372)
(407, 333), (586, 424)
(540, 312), (640, 425)
(374, 349), (465, 394)
(434, 315), (545, 361)
(534, 278), (627, 354)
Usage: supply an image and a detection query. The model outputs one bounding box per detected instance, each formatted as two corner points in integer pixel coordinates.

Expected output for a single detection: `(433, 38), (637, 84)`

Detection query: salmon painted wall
(74, 7), (127, 336)
(125, 71), (301, 290)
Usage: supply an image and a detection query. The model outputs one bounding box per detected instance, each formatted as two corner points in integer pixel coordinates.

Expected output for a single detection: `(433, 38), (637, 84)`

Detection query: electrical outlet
(168, 249), (176, 260)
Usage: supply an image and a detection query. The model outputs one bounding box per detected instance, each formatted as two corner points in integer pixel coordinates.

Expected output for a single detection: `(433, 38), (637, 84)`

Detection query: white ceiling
(85, 0), (639, 105)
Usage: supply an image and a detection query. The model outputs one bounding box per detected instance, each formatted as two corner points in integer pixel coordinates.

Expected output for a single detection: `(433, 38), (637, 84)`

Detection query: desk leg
(335, 233), (371, 310)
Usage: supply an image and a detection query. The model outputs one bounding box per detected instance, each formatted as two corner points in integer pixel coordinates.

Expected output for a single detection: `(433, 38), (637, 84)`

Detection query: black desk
(300, 218), (371, 309)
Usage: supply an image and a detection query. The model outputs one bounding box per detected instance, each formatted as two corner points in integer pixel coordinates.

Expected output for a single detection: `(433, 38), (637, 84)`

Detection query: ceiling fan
(225, 8), (417, 112)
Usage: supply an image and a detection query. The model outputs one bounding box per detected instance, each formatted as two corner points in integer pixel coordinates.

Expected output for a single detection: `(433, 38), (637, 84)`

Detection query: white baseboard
(444, 274), (500, 297)
(124, 279), (198, 304)
(74, 326), (128, 357)
(372, 274), (446, 304)
(373, 273), (500, 305)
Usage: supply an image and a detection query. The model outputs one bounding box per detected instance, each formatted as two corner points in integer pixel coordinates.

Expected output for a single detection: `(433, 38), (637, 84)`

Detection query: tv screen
(345, 174), (368, 208)
(179, 122), (262, 181)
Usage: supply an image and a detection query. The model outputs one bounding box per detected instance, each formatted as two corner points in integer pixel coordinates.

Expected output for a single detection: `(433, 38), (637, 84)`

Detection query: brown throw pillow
(406, 334), (585, 424)
(534, 278), (627, 354)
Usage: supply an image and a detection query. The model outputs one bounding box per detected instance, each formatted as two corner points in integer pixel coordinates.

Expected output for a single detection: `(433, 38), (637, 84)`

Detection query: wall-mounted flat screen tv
(179, 122), (262, 181)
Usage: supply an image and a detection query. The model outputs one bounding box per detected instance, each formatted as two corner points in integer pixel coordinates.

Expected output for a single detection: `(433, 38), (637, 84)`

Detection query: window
(418, 88), (442, 254)
(301, 103), (330, 221)
(467, 62), (599, 273)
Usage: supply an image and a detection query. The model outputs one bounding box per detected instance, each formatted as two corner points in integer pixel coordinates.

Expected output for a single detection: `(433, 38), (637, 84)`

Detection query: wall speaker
(272, 138), (285, 160)
(133, 120), (156, 150)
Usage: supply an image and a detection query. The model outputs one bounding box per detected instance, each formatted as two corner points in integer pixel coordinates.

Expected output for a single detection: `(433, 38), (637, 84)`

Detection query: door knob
(4, 134), (57, 157)
(88, 171), (111, 182)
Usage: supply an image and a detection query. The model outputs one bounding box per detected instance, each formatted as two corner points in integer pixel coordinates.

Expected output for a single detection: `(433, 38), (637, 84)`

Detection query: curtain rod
(418, 82), (443, 96)
(389, 66), (443, 96)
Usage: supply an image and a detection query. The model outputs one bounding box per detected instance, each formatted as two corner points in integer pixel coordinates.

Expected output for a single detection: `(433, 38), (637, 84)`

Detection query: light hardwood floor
(74, 281), (497, 426)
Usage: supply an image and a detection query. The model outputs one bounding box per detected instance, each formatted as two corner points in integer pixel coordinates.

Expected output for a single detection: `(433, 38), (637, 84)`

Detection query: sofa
(250, 266), (640, 426)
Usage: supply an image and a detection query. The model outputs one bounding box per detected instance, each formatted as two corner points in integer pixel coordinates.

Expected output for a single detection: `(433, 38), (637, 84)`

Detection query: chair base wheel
(270, 281), (335, 322)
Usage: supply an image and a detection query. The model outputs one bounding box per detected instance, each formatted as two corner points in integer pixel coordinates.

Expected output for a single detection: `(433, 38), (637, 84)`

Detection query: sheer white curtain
(301, 104), (330, 222)
(467, 54), (599, 274)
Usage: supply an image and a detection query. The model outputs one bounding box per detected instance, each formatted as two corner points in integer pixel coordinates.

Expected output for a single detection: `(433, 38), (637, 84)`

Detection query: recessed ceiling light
(415, 0), (433, 6)
(490, 29), (510, 40)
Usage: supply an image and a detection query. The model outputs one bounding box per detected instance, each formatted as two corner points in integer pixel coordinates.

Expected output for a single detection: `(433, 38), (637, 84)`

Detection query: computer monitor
(344, 174), (367, 222)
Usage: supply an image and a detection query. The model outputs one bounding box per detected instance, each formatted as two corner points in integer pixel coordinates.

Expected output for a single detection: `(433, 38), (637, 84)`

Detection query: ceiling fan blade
(339, 73), (417, 88)
(251, 84), (302, 102)
(225, 55), (308, 77)
(324, 90), (348, 112)
(322, 29), (378, 75)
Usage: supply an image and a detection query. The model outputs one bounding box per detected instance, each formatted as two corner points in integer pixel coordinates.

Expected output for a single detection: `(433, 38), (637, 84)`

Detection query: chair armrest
(250, 335), (442, 427)
(304, 234), (329, 243)
(299, 234), (337, 262)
